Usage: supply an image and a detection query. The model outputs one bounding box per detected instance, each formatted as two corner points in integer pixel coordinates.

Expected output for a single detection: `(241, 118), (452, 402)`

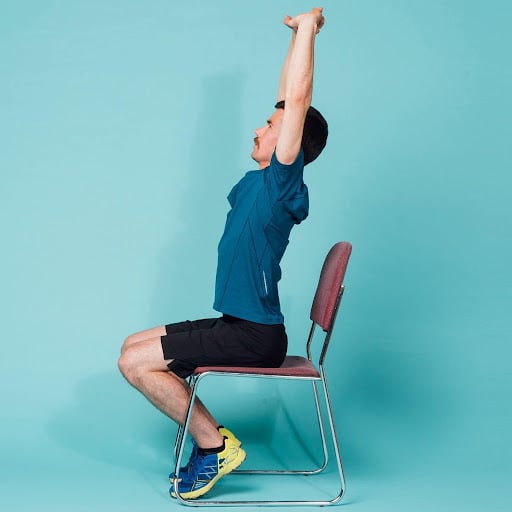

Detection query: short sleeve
(266, 148), (305, 201)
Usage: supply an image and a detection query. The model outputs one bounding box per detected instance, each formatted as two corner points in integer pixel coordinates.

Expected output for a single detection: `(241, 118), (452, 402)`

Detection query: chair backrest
(310, 242), (352, 332)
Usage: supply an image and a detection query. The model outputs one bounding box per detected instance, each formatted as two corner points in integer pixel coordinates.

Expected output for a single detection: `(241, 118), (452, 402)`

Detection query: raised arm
(275, 7), (324, 165)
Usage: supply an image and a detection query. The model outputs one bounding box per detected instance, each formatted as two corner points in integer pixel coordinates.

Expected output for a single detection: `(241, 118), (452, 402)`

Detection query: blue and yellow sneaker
(170, 437), (246, 500)
(169, 439), (198, 481)
(169, 427), (241, 481)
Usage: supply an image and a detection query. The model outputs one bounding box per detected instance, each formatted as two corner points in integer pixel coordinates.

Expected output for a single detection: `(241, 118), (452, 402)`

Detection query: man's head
(274, 101), (328, 166)
(251, 102), (328, 168)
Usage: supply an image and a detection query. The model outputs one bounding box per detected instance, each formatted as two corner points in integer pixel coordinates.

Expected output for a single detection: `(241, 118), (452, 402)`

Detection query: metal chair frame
(171, 242), (350, 506)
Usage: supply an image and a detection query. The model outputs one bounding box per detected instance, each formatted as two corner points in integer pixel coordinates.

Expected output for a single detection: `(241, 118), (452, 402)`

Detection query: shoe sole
(171, 447), (246, 500)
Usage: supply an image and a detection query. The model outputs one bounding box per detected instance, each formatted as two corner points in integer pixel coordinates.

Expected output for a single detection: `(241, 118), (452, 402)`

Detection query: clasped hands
(284, 7), (325, 34)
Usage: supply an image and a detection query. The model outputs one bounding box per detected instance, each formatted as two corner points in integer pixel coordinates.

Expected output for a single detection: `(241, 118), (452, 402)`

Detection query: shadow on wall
(44, 371), (315, 473)
(326, 239), (463, 477)
(46, 370), (174, 474)
(150, 70), (247, 324)
(45, 71), (268, 474)
(44, 71), (247, 475)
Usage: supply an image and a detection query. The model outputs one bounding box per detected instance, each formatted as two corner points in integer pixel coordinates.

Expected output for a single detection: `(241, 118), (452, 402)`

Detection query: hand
(283, 7), (325, 34)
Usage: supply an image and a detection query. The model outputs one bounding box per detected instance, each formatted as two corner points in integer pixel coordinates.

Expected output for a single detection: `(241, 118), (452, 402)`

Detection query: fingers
(283, 8), (325, 33)
(312, 7), (324, 31)
(283, 15), (297, 30)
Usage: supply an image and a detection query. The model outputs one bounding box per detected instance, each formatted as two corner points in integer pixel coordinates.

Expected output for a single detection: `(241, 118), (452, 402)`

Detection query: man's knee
(118, 337), (171, 384)
(120, 334), (136, 355)
(118, 345), (142, 384)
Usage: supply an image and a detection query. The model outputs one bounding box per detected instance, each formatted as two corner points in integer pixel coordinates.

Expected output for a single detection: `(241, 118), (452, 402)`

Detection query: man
(118, 7), (328, 500)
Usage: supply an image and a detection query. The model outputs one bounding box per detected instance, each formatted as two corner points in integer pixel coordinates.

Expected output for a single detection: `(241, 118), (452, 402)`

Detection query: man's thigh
(122, 325), (167, 352)
(122, 318), (220, 374)
(164, 318), (219, 336)
(161, 317), (222, 378)
(160, 318), (220, 360)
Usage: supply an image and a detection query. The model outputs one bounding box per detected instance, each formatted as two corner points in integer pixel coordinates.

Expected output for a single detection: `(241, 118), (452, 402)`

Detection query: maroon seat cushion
(194, 355), (320, 378)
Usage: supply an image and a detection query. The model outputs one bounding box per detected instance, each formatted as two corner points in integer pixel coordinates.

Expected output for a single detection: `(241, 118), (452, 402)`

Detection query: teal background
(1, 1), (511, 510)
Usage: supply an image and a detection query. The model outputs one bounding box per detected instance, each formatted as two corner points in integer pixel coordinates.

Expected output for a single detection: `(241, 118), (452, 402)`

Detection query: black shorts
(161, 315), (287, 378)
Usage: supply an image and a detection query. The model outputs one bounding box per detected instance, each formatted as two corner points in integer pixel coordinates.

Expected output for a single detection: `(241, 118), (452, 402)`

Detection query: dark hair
(275, 100), (328, 165)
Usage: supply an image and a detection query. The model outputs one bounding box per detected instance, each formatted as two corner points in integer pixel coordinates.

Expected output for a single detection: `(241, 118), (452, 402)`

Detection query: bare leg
(121, 326), (167, 353)
(118, 328), (223, 449)
(121, 327), (219, 430)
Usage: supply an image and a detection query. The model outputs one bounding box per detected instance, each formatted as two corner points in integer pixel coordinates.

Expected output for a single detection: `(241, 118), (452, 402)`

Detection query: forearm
(277, 31), (296, 102)
(283, 18), (317, 107)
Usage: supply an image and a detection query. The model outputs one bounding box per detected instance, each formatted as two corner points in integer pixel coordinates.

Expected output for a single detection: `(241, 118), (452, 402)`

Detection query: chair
(171, 241), (352, 506)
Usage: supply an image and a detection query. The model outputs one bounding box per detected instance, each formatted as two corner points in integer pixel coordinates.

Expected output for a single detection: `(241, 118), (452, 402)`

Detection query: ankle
(198, 437), (225, 455)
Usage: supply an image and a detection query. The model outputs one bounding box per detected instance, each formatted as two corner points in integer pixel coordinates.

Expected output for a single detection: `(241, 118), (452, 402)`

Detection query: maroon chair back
(310, 242), (352, 332)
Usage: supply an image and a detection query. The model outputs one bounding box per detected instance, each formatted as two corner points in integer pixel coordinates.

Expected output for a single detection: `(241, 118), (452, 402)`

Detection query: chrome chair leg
(320, 368), (346, 503)
(172, 375), (200, 505)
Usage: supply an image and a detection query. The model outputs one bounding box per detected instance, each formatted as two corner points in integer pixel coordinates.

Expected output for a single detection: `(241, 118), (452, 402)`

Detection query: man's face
(251, 109), (284, 169)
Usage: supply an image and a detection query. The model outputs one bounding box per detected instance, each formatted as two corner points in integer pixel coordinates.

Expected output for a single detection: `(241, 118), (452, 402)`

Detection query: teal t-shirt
(213, 149), (308, 324)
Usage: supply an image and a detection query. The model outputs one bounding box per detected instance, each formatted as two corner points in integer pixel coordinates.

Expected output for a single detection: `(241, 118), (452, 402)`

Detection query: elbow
(284, 90), (312, 110)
